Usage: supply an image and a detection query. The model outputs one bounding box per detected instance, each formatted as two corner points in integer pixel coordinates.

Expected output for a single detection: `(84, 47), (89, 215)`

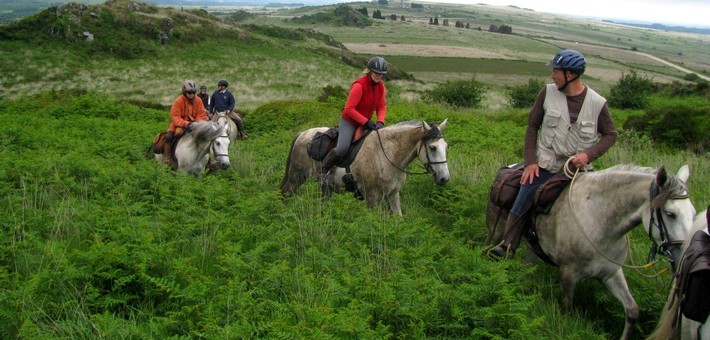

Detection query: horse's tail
(280, 131), (302, 197)
(648, 278), (681, 340)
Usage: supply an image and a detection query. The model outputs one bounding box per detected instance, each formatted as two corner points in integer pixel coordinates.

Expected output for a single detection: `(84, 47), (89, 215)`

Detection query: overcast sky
(420, 0), (710, 28)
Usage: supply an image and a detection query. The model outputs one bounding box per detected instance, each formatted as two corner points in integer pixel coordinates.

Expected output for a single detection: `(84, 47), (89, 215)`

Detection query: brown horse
(280, 120), (450, 215)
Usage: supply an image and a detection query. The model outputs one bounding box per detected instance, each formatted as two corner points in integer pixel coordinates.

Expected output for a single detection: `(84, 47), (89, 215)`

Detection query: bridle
(565, 161), (689, 273)
(212, 112), (231, 159)
(375, 123), (447, 175)
(646, 182), (689, 267)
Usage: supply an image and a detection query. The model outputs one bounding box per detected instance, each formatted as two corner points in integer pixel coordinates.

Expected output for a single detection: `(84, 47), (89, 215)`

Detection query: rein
(374, 124), (446, 176)
(564, 158), (674, 276)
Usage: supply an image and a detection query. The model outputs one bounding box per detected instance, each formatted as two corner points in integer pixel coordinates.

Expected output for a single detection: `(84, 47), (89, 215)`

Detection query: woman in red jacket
(320, 56), (389, 177)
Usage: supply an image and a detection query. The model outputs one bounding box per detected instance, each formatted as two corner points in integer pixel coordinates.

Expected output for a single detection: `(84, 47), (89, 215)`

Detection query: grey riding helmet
(367, 56), (388, 75)
(182, 80), (197, 93)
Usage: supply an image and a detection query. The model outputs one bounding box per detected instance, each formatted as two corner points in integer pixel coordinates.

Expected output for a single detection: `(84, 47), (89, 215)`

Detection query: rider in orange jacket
(163, 80), (208, 167)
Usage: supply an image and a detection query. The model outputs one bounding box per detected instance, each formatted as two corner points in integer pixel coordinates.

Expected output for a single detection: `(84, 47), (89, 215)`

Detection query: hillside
(0, 0), (410, 109)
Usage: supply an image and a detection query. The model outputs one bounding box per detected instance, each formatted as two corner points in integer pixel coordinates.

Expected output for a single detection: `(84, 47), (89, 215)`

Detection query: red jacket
(341, 75), (387, 126)
(167, 95), (207, 132)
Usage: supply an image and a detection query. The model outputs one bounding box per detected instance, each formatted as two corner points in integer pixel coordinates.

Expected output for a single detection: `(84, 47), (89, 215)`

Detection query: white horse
(501, 165), (696, 339)
(154, 121), (223, 175)
(211, 111), (238, 170)
(649, 209), (709, 340)
(280, 120), (450, 215)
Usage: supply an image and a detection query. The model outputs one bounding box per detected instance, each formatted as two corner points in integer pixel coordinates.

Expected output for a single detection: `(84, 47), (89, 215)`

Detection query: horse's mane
(597, 165), (688, 209)
(391, 120), (422, 127)
(389, 120), (443, 139)
(191, 121), (222, 140)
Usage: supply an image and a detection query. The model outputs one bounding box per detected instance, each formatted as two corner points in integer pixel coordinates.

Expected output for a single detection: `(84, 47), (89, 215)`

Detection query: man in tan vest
(486, 50), (618, 261)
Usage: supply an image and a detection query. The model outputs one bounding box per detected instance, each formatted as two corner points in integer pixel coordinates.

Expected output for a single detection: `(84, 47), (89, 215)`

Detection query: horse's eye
(429, 145), (437, 151)
(665, 211), (677, 219)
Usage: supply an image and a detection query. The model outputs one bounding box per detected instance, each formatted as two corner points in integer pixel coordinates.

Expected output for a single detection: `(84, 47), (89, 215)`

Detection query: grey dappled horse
(280, 120), (450, 215)
(649, 209), (709, 340)
(210, 111), (238, 170)
(490, 165), (695, 339)
(154, 121), (223, 175)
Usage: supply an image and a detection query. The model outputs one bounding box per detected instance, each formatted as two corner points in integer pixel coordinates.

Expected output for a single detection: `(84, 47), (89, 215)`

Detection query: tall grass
(0, 91), (706, 338)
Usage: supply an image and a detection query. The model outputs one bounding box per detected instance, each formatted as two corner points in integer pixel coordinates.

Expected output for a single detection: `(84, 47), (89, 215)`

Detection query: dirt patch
(344, 43), (513, 59)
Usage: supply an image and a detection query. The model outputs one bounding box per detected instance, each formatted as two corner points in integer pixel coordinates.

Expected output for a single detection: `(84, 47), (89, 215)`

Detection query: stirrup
(485, 243), (514, 261)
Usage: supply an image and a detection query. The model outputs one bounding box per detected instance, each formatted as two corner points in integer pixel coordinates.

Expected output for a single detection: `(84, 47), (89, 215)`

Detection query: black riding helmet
(217, 79), (229, 87)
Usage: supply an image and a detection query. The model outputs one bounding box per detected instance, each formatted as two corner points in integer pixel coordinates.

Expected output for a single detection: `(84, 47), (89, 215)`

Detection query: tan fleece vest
(536, 84), (606, 173)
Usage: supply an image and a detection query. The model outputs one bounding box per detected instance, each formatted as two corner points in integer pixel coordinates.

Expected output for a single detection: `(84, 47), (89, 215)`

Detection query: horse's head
(212, 112), (232, 169)
(645, 165), (696, 274)
(420, 119), (450, 186)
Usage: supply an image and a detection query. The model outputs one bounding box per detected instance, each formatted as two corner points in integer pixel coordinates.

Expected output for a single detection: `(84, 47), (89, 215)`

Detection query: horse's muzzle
(435, 176), (450, 186)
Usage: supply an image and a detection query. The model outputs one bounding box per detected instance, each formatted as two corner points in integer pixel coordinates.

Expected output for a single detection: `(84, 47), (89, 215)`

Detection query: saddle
(151, 129), (186, 166)
(307, 126), (372, 199)
(307, 126), (371, 169)
(486, 163), (573, 265)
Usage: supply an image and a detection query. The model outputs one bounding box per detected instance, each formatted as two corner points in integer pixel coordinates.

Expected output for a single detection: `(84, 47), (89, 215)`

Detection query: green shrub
(623, 101), (709, 153)
(507, 78), (545, 108)
(607, 70), (655, 109)
(423, 77), (485, 108)
(318, 85), (347, 102)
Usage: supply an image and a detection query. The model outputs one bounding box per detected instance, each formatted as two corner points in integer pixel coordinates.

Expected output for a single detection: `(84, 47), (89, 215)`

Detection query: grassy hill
(0, 0), (412, 110)
(0, 0), (709, 338)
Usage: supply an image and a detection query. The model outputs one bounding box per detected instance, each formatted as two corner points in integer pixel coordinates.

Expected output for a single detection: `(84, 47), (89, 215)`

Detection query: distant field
(249, 1), (709, 86)
(383, 56), (548, 75)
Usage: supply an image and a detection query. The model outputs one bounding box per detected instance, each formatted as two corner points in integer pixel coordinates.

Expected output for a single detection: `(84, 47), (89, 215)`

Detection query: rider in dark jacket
(210, 79), (248, 140)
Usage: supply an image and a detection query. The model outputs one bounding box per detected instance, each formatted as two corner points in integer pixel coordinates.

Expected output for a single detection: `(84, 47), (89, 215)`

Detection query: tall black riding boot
(163, 141), (177, 170)
(319, 150), (344, 186)
(485, 210), (530, 261)
(320, 150), (344, 174)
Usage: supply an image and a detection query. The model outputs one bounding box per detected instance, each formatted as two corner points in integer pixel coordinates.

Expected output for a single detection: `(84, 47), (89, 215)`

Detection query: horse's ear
(656, 165), (668, 187)
(439, 118), (448, 132)
(676, 164), (690, 183)
(423, 121), (431, 130)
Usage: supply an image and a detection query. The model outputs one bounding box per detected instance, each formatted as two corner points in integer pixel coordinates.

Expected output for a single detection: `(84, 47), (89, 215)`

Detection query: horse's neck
(576, 173), (653, 235)
(379, 127), (423, 167)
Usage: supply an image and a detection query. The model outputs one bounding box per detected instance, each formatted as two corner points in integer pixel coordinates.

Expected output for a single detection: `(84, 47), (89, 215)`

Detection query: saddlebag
(677, 228), (710, 323)
(489, 163), (524, 210)
(307, 127), (339, 161)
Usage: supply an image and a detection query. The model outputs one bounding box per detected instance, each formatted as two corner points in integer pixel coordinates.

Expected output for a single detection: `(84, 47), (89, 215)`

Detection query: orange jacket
(167, 95), (207, 132)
